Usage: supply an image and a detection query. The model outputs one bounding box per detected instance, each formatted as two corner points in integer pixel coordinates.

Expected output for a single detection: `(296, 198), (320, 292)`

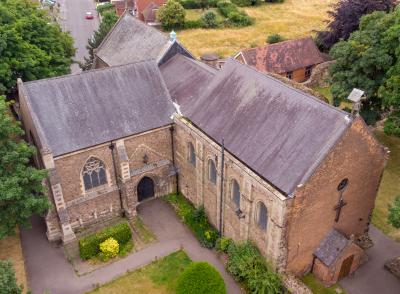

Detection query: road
(58, 0), (99, 73)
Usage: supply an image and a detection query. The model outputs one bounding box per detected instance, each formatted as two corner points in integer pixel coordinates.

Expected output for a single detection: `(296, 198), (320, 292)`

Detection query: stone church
(17, 12), (387, 285)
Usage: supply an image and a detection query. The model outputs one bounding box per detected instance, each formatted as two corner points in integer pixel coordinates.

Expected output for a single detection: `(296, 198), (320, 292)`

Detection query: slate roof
(21, 60), (175, 157)
(315, 229), (350, 267)
(160, 54), (217, 108)
(95, 11), (193, 66)
(181, 59), (351, 195)
(240, 37), (329, 74)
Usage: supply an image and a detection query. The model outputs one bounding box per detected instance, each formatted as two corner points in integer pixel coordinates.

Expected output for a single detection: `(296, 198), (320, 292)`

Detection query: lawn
(301, 274), (346, 294)
(87, 250), (192, 294)
(178, 0), (337, 57)
(372, 131), (400, 241)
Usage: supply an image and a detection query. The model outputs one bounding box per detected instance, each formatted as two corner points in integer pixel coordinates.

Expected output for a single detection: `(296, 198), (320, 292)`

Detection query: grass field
(178, 0), (337, 57)
(0, 230), (29, 293)
(87, 251), (192, 294)
(372, 131), (400, 241)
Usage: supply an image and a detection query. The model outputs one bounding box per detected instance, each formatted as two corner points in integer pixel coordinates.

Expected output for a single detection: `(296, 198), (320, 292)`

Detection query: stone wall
(285, 117), (387, 275)
(174, 116), (289, 268)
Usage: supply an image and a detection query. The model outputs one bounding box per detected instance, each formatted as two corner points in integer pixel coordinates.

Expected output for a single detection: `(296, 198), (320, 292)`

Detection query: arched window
(208, 159), (217, 184)
(231, 179), (240, 208)
(188, 142), (196, 166)
(256, 202), (268, 230)
(82, 157), (107, 191)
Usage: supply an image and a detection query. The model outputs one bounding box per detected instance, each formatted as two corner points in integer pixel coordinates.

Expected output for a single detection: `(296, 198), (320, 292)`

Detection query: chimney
(169, 30), (177, 43)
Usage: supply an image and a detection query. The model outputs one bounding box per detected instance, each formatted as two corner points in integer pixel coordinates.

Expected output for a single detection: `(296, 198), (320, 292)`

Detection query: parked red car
(85, 12), (94, 19)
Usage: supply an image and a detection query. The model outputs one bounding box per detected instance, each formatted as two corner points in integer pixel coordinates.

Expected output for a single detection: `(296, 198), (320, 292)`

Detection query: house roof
(136, 0), (165, 14)
(240, 37), (329, 74)
(20, 60), (175, 157)
(314, 229), (350, 267)
(160, 54), (217, 108)
(95, 11), (192, 66)
(180, 59), (351, 195)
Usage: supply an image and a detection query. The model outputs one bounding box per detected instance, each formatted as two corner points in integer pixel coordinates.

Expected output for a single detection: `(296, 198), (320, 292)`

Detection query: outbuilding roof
(239, 37), (329, 74)
(181, 59), (351, 195)
(20, 60), (175, 157)
(314, 229), (350, 267)
(95, 11), (193, 66)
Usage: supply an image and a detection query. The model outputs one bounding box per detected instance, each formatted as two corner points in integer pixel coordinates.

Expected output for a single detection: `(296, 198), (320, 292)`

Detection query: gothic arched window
(231, 179), (240, 208)
(208, 159), (217, 184)
(188, 142), (196, 166)
(82, 157), (107, 191)
(256, 202), (268, 230)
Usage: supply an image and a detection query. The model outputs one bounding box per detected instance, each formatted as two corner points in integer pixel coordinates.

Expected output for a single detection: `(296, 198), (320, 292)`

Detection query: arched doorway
(137, 177), (155, 202)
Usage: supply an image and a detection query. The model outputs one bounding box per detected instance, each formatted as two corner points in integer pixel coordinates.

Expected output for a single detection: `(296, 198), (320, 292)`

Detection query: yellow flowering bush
(99, 237), (119, 261)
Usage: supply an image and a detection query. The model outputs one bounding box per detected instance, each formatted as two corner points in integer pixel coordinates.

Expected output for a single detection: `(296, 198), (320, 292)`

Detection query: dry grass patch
(178, 0), (337, 57)
(0, 229), (28, 293)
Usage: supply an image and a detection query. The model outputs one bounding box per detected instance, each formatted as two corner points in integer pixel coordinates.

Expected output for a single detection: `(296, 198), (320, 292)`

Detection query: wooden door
(338, 254), (354, 280)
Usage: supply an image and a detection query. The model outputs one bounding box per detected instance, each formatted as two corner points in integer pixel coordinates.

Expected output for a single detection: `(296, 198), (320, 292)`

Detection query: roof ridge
(23, 59), (157, 85)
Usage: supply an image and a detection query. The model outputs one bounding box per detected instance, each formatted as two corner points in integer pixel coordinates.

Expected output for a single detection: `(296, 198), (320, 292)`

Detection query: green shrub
(96, 3), (114, 14)
(176, 262), (226, 294)
(179, 0), (218, 9)
(384, 111), (400, 137)
(226, 242), (283, 294)
(360, 108), (380, 126)
(99, 237), (119, 261)
(0, 260), (22, 294)
(79, 222), (132, 260)
(217, 0), (237, 17)
(201, 11), (218, 28)
(231, 0), (259, 7)
(227, 11), (252, 26)
(267, 33), (285, 44)
(165, 194), (219, 248)
(388, 196), (400, 228)
(215, 236), (232, 253)
(157, 0), (186, 30)
(184, 19), (203, 29)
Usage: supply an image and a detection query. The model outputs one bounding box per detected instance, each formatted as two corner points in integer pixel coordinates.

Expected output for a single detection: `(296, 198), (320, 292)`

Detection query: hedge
(217, 0), (252, 27)
(179, 0), (218, 9)
(165, 194), (219, 248)
(0, 260), (22, 294)
(79, 222), (132, 260)
(176, 262), (226, 294)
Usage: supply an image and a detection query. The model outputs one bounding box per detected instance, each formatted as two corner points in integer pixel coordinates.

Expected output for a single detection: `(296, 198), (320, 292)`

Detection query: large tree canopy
(0, 96), (48, 239)
(330, 7), (400, 128)
(317, 0), (395, 52)
(0, 0), (75, 93)
(80, 11), (118, 71)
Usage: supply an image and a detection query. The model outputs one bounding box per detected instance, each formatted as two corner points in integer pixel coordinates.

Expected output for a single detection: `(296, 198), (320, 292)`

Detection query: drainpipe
(109, 141), (125, 217)
(219, 139), (225, 235)
(169, 125), (179, 194)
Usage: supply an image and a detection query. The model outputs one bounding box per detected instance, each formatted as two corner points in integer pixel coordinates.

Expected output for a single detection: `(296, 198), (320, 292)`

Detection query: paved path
(21, 199), (243, 294)
(340, 225), (400, 294)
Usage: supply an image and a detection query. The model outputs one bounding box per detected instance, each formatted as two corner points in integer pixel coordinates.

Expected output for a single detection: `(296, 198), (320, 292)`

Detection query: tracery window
(231, 179), (240, 208)
(208, 159), (217, 184)
(188, 142), (196, 166)
(82, 157), (107, 191)
(256, 202), (268, 230)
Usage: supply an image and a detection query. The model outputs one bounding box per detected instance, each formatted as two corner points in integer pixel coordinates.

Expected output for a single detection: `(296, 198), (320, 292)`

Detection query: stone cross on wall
(334, 178), (349, 222)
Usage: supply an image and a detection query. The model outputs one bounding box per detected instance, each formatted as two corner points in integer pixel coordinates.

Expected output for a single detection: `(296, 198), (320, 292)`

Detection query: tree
(80, 12), (118, 71)
(157, 0), (186, 30)
(330, 8), (400, 130)
(317, 0), (395, 52)
(201, 11), (218, 28)
(388, 196), (400, 228)
(0, 0), (75, 94)
(0, 260), (22, 294)
(0, 96), (49, 239)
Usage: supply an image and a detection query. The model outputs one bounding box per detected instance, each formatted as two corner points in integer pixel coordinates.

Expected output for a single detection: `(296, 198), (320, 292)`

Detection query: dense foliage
(99, 237), (119, 261)
(157, 0), (186, 30)
(81, 12), (118, 70)
(330, 7), (400, 132)
(0, 260), (22, 294)
(96, 3), (115, 14)
(231, 0), (259, 7)
(384, 112), (400, 137)
(217, 0), (252, 27)
(0, 96), (49, 239)
(164, 194), (219, 248)
(201, 11), (218, 28)
(79, 222), (132, 260)
(388, 196), (400, 228)
(267, 33), (285, 44)
(179, 0), (218, 9)
(176, 262), (226, 294)
(0, 0), (75, 93)
(226, 242), (283, 294)
(317, 0), (395, 52)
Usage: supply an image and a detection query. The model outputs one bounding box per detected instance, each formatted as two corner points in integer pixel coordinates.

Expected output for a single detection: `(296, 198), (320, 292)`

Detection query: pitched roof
(21, 60), (175, 157)
(95, 12), (192, 66)
(240, 37), (329, 74)
(160, 54), (217, 108)
(314, 229), (350, 267)
(181, 59), (351, 195)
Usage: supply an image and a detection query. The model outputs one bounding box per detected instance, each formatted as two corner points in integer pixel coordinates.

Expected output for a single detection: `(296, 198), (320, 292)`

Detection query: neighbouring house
(112, 0), (132, 16)
(234, 37), (330, 83)
(93, 11), (193, 69)
(135, 0), (165, 24)
(18, 52), (387, 286)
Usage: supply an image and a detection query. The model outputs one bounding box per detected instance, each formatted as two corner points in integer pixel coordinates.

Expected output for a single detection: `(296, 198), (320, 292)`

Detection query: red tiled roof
(136, 0), (165, 14)
(240, 37), (329, 74)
